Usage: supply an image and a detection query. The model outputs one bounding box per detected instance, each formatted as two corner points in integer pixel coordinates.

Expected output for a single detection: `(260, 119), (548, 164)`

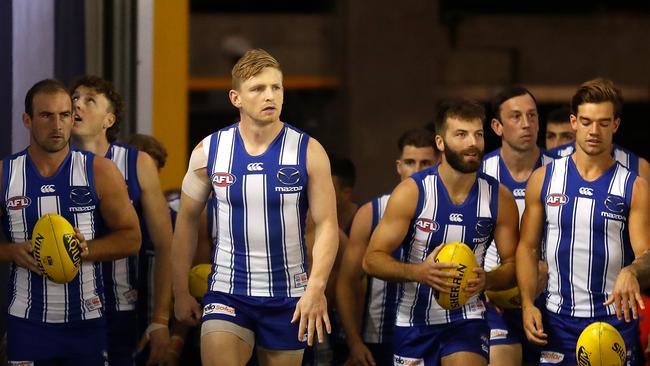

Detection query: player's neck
(572, 147), (616, 182)
(499, 144), (540, 182)
(27, 144), (70, 177)
(438, 162), (476, 205)
(71, 134), (111, 157)
(238, 118), (284, 156)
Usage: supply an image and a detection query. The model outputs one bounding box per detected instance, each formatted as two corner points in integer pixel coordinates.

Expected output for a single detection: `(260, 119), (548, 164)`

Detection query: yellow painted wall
(153, 0), (188, 191)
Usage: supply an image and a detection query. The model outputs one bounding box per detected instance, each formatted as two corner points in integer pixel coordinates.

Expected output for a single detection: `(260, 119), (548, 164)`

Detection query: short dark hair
(126, 133), (168, 169)
(398, 128), (435, 153)
(435, 99), (486, 134)
(71, 75), (125, 143)
(491, 86), (537, 121)
(24, 79), (69, 117)
(571, 78), (623, 119)
(546, 106), (571, 125)
(330, 156), (356, 188)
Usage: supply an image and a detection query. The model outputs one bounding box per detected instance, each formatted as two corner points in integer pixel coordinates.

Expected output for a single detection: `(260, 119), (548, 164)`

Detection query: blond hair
(231, 49), (281, 90)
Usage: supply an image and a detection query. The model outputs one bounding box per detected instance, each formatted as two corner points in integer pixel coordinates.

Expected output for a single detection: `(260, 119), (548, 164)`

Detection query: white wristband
(145, 322), (168, 339)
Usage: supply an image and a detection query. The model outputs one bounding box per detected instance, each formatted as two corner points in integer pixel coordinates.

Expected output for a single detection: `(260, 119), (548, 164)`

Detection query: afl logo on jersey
(605, 195), (625, 213)
(546, 194), (569, 207)
(415, 218), (439, 233)
(277, 167), (300, 185)
(7, 196), (31, 210)
(475, 218), (494, 237)
(70, 187), (93, 205)
(211, 172), (236, 187)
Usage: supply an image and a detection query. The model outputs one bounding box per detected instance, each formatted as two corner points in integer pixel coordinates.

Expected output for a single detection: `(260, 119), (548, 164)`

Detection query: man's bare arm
(487, 184), (520, 291)
(85, 157), (141, 261)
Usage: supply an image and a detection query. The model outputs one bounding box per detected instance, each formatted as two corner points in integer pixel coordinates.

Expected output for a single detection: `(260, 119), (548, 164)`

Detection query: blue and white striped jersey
(363, 194), (398, 344)
(205, 123), (310, 298)
(542, 157), (636, 318)
(396, 166), (499, 326)
(104, 144), (141, 312)
(1, 149), (105, 323)
(546, 142), (639, 172)
(481, 148), (551, 270)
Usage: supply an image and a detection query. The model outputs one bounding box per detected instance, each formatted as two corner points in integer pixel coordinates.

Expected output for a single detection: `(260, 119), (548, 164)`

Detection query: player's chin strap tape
(181, 147), (212, 201)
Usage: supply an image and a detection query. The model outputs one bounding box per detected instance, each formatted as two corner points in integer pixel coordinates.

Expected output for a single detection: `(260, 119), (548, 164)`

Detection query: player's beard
(444, 144), (483, 173)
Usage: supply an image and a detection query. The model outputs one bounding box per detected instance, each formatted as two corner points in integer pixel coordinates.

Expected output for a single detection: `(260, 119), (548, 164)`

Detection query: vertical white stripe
(39, 195), (64, 322)
(545, 159), (568, 313)
(7, 155), (29, 318)
(70, 153), (89, 186)
(482, 155), (499, 180)
(397, 175), (434, 326)
(603, 218), (624, 315)
(613, 149), (629, 168)
(12, 0), (55, 153)
(214, 129), (235, 172)
(111, 146), (128, 179)
(444, 224), (466, 243)
(74, 212), (97, 320)
(212, 130), (235, 293)
(477, 178), (492, 218)
(608, 165), (629, 198)
(570, 197), (595, 316)
(282, 192), (304, 297)
(244, 175), (271, 296)
(7, 156), (28, 242)
(279, 128), (301, 165)
(112, 258), (131, 309)
(548, 158), (569, 194)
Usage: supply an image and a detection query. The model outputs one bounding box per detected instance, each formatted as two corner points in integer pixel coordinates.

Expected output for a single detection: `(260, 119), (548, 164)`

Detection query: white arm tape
(181, 147), (212, 201)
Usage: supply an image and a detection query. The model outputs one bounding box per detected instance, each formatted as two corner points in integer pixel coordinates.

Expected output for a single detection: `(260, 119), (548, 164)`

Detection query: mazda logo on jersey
(604, 195), (625, 213)
(70, 187), (93, 205)
(211, 173), (236, 187)
(475, 218), (494, 237)
(415, 218), (439, 233)
(546, 194), (569, 207)
(277, 167), (300, 185)
(7, 196), (31, 210)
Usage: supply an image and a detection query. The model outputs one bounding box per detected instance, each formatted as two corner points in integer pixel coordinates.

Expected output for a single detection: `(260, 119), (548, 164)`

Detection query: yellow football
(485, 265), (521, 309)
(434, 242), (478, 310)
(485, 286), (521, 309)
(189, 264), (212, 299)
(576, 322), (626, 366)
(31, 214), (81, 284)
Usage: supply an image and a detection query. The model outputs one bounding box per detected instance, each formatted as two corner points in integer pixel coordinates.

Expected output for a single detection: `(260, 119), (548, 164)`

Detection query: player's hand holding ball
(31, 214), (82, 284)
(431, 242), (479, 311)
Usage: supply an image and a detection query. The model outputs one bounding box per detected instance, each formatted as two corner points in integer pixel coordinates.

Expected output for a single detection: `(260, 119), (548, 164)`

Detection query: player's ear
(490, 118), (503, 137)
(22, 112), (32, 129)
(103, 113), (116, 129)
(435, 135), (445, 152)
(229, 89), (241, 108)
(570, 114), (578, 130)
(612, 117), (621, 133)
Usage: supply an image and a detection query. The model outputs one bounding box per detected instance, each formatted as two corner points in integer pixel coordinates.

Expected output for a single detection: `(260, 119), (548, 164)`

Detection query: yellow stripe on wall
(153, 0), (188, 191)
